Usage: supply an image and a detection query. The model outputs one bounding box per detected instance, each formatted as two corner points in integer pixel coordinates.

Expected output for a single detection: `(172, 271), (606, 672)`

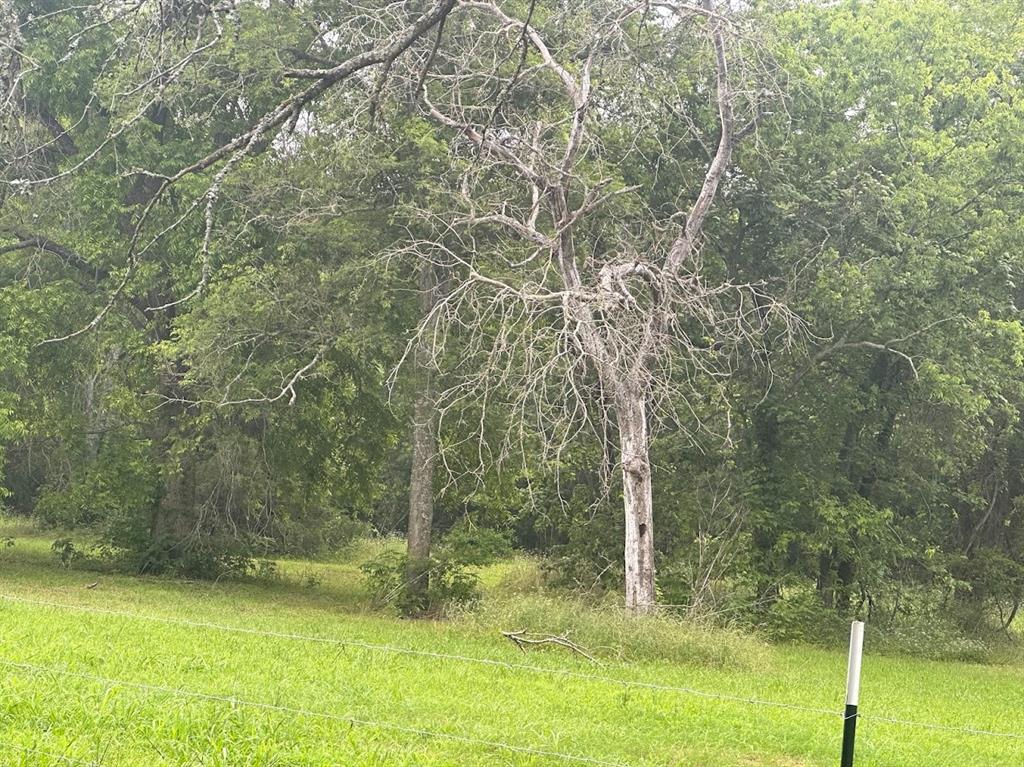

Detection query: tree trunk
(406, 262), (438, 605)
(616, 387), (656, 613)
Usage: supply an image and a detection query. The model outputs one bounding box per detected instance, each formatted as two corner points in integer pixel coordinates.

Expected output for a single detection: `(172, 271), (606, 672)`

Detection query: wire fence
(0, 593), (840, 717)
(857, 713), (1024, 741)
(1, 659), (628, 767)
(2, 591), (1024, 766)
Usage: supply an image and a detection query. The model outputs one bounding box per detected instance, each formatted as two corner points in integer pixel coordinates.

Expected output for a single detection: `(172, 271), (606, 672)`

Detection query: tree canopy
(3, 0), (1024, 634)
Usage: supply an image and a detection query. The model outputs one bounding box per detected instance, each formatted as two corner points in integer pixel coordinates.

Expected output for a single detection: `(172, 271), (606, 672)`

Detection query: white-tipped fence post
(841, 620), (865, 767)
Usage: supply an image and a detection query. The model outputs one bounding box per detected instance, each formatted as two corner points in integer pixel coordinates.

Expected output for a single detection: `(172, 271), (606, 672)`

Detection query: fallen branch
(501, 629), (599, 662)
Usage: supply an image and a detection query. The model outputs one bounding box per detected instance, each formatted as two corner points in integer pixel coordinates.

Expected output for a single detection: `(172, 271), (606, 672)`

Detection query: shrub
(361, 549), (479, 616)
(249, 559), (281, 581)
(51, 538), (79, 569)
(48, 537), (113, 573)
(122, 535), (255, 580)
(360, 549), (406, 605)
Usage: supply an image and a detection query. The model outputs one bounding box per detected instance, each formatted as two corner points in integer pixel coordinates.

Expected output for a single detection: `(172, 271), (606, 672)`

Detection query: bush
(361, 549), (407, 606)
(361, 549), (480, 616)
(48, 537), (114, 573)
(249, 559), (281, 581)
(51, 537), (79, 569)
(122, 535), (255, 580)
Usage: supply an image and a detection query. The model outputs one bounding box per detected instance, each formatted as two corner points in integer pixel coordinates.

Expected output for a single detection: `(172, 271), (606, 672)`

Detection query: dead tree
(390, 0), (798, 613)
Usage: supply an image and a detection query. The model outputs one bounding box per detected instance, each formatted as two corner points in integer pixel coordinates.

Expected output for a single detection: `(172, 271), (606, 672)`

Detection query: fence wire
(0, 593), (839, 718)
(858, 713), (1024, 741)
(1, 659), (629, 767)
(3, 593), (1024, 746)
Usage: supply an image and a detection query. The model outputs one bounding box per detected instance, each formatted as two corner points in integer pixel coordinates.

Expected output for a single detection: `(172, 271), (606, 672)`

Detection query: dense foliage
(2, 0), (1024, 641)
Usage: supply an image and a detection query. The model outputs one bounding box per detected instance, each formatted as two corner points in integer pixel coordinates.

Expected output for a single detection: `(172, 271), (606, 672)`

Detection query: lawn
(0, 525), (1022, 766)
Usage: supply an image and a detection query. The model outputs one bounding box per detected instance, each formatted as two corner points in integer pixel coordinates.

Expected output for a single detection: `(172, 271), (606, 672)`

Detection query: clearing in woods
(0, 524), (1022, 766)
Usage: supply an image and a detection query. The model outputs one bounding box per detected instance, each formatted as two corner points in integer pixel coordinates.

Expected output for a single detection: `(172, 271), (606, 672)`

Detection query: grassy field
(1, 524), (1023, 766)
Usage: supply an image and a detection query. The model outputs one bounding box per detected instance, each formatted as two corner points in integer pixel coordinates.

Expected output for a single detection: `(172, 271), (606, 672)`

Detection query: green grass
(0, 525), (1022, 766)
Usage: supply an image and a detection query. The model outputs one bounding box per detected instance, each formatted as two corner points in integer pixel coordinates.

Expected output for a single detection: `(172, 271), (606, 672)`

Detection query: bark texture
(616, 387), (656, 612)
(406, 262), (439, 602)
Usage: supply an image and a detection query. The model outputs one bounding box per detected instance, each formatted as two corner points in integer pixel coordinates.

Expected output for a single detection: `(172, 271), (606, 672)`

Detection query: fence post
(841, 620), (865, 767)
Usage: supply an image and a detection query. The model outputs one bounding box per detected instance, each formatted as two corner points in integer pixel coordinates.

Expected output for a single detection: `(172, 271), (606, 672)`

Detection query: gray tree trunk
(615, 386), (656, 613)
(406, 262), (438, 603)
